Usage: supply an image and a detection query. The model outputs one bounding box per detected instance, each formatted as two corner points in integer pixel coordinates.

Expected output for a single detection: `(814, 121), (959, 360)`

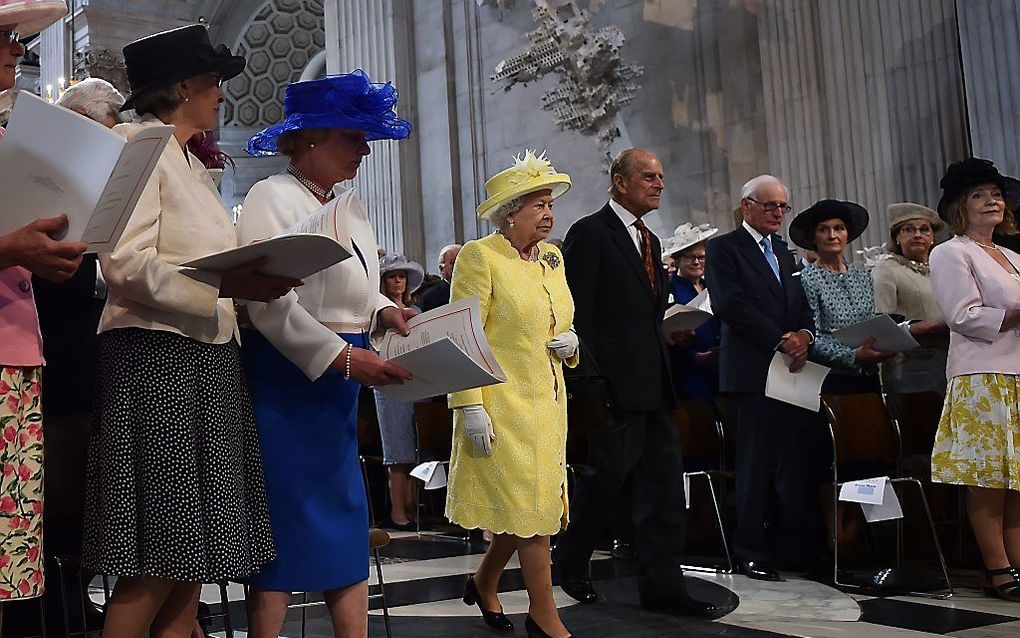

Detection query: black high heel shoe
(463, 576), (514, 631)
(525, 614), (573, 638)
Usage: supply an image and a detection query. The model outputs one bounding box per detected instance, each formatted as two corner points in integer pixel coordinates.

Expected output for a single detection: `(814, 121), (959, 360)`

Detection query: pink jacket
(930, 235), (1020, 378)
(0, 127), (44, 368)
(0, 267), (44, 367)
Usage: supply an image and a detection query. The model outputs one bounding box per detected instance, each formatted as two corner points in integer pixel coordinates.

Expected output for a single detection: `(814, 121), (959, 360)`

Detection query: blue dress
(668, 276), (721, 406)
(242, 330), (369, 592)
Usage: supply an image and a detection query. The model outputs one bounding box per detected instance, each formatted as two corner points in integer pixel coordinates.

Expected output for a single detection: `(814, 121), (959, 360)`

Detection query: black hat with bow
(937, 158), (1020, 221)
(120, 25), (245, 112)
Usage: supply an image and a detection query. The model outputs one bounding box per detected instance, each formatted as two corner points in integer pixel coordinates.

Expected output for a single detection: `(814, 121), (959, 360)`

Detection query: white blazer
(236, 173), (394, 380)
(930, 234), (1020, 378)
(99, 117), (237, 344)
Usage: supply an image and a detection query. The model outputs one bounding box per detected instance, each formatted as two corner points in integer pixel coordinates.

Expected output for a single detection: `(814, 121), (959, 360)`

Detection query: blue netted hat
(245, 69), (412, 157)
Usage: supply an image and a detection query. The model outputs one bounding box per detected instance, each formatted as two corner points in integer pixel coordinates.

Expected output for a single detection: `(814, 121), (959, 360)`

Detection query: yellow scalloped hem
(446, 509), (567, 539)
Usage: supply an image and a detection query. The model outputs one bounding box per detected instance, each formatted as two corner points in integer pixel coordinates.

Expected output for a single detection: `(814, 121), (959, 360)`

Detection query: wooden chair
(674, 399), (734, 573)
(821, 393), (952, 597)
(412, 403), (465, 538)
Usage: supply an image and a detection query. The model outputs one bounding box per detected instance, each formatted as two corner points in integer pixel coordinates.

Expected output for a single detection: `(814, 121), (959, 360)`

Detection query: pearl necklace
(499, 231), (539, 261)
(288, 164), (333, 201)
(969, 236), (1000, 251)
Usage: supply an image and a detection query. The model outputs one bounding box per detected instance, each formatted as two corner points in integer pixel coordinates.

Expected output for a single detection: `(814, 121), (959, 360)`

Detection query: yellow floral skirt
(931, 373), (1020, 491)
(0, 367), (44, 599)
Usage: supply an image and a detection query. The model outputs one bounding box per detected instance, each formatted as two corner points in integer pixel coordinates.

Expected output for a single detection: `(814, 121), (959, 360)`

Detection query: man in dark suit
(419, 243), (461, 312)
(705, 174), (820, 581)
(555, 149), (715, 617)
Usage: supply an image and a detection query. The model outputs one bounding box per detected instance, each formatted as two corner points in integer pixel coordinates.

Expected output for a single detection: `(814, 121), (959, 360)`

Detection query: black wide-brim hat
(936, 157), (1020, 221)
(120, 24), (245, 112)
(789, 199), (870, 250)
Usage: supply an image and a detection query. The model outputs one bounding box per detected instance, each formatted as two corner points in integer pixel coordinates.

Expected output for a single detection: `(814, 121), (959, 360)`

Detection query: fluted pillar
(324, 0), (423, 262)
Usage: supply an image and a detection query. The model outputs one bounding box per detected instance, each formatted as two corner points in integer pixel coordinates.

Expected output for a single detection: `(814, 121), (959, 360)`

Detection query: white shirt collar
(609, 198), (639, 228)
(742, 220), (768, 245)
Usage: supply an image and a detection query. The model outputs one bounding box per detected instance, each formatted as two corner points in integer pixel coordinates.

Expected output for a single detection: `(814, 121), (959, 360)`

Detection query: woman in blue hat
(236, 70), (415, 637)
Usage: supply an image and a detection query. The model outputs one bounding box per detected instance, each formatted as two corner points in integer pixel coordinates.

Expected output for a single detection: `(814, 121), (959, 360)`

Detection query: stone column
(323, 0), (424, 262)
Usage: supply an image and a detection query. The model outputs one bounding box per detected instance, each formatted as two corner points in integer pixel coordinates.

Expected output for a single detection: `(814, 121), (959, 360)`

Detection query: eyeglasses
(898, 225), (933, 236)
(746, 197), (792, 214)
(681, 254), (707, 262)
(0, 30), (21, 45)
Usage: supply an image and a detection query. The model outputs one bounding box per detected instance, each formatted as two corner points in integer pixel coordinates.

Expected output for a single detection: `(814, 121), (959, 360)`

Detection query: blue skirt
(242, 330), (369, 592)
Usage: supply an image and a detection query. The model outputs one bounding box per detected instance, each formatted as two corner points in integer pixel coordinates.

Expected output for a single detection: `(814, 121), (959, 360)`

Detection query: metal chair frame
(822, 398), (953, 599)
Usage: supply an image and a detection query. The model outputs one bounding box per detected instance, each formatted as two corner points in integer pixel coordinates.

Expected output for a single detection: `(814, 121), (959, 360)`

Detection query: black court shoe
(463, 576), (514, 631)
(525, 614), (573, 638)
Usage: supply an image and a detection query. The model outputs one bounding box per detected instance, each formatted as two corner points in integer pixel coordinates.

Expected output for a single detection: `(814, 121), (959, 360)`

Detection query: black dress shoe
(525, 614), (573, 638)
(739, 560), (784, 582)
(640, 593), (721, 618)
(463, 576), (514, 631)
(611, 539), (635, 560)
(559, 575), (598, 604)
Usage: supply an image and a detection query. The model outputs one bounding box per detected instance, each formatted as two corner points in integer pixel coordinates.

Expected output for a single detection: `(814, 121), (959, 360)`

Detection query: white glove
(547, 330), (579, 360)
(460, 405), (494, 456)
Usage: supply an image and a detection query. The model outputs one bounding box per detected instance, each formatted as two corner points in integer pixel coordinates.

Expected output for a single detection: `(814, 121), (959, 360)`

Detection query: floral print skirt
(931, 373), (1020, 491)
(0, 366), (44, 600)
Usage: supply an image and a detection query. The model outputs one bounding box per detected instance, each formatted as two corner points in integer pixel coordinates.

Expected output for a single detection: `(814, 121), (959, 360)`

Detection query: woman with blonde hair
(447, 151), (578, 638)
(930, 158), (1020, 602)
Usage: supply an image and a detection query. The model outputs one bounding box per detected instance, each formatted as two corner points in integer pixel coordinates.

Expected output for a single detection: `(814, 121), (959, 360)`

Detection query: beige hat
(887, 202), (943, 231)
(887, 202), (943, 253)
(0, 1), (67, 37)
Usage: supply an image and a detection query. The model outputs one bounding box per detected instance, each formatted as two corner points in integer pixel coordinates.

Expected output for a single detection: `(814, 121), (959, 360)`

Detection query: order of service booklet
(183, 190), (356, 279)
(0, 91), (172, 252)
(376, 297), (507, 402)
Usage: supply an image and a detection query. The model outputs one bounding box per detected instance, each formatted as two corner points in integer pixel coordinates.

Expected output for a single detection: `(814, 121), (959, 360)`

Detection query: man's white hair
(438, 243), (461, 263)
(740, 174), (787, 201)
(56, 78), (126, 125)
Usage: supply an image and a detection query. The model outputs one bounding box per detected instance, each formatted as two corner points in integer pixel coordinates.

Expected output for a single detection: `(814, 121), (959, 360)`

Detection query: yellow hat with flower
(477, 150), (571, 221)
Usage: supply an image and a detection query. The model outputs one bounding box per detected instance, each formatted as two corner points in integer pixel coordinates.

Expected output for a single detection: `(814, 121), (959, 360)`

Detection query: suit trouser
(556, 405), (688, 589)
(732, 393), (822, 565)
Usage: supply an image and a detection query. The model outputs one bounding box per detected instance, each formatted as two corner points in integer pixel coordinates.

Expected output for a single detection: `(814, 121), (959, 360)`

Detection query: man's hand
(378, 306), (419, 337)
(0, 215), (88, 282)
(780, 331), (811, 371)
(667, 330), (696, 347)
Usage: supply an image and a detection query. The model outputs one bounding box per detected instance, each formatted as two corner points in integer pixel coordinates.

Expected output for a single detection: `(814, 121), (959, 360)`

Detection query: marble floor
(73, 531), (1020, 638)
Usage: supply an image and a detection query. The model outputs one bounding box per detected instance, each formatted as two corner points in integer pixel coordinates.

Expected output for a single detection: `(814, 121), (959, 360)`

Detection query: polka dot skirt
(81, 328), (275, 582)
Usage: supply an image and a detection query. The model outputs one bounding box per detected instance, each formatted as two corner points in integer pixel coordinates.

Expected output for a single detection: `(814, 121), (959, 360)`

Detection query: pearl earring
(184, 96), (190, 103)
(310, 143), (316, 149)
(508, 219), (515, 228)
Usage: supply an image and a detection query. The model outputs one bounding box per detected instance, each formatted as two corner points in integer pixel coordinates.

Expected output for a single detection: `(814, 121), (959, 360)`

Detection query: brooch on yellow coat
(541, 252), (560, 269)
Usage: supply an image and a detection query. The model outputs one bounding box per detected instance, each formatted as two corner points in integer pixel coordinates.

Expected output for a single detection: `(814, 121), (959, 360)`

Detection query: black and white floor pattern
(87, 531), (1020, 637)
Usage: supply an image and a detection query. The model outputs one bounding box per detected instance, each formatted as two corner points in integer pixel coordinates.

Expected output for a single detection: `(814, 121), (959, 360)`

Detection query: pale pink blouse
(929, 235), (1020, 378)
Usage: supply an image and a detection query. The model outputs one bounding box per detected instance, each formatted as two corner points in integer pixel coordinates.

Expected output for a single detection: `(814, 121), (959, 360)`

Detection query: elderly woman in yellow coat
(447, 151), (579, 638)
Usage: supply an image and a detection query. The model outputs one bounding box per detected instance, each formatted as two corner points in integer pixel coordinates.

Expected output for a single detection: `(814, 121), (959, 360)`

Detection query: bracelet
(343, 344), (353, 380)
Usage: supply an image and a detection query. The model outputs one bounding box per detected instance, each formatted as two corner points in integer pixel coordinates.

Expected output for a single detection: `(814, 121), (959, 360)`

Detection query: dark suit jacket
(32, 255), (104, 414)
(705, 227), (814, 394)
(419, 278), (450, 312)
(563, 202), (674, 412)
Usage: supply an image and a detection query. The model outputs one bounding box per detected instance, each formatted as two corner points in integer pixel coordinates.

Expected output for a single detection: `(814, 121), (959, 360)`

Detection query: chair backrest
(883, 391), (943, 458)
(414, 403), (454, 460)
(357, 387), (382, 456)
(714, 396), (737, 471)
(821, 393), (899, 465)
(674, 399), (723, 468)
